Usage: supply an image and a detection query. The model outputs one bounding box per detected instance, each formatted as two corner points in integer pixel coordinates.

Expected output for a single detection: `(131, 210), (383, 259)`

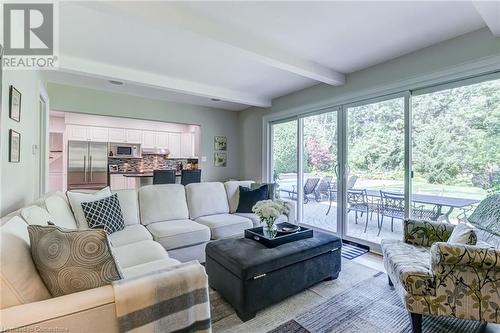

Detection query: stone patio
(299, 200), (403, 244)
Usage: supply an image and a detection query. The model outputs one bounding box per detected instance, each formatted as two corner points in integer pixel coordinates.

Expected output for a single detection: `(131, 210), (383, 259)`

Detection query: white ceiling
(47, 1), (494, 111)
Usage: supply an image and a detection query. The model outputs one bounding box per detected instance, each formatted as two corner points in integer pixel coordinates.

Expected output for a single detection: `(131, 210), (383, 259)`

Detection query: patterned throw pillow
(447, 223), (477, 245)
(81, 193), (125, 234)
(27, 225), (122, 297)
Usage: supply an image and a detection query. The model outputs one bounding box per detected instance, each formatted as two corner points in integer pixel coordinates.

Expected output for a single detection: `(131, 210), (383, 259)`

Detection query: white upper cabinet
(67, 125), (108, 142)
(156, 132), (169, 148)
(142, 131), (157, 148)
(180, 133), (195, 158)
(126, 130), (142, 144)
(168, 133), (181, 157)
(67, 125), (88, 141)
(108, 128), (126, 143)
(89, 127), (109, 142)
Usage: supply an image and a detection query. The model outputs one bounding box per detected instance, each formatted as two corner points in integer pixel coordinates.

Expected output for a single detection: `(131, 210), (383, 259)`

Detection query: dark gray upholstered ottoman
(205, 231), (341, 321)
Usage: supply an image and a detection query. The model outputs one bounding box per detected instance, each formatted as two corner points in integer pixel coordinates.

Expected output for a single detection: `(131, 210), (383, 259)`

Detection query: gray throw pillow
(28, 225), (122, 297)
(447, 223), (477, 245)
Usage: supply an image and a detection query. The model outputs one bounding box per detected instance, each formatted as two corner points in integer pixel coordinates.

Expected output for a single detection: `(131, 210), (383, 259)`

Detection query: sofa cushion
(195, 214), (253, 239)
(81, 193), (126, 234)
(44, 193), (79, 229)
(468, 193), (500, 236)
(27, 225), (121, 297)
(67, 187), (112, 229)
(20, 206), (53, 226)
(146, 219), (210, 250)
(186, 182), (230, 219)
(224, 181), (254, 213)
(381, 239), (435, 296)
(233, 213), (288, 227)
(112, 240), (169, 269)
(108, 224), (153, 247)
(139, 185), (189, 225)
(113, 189), (140, 226)
(121, 258), (181, 279)
(0, 216), (52, 308)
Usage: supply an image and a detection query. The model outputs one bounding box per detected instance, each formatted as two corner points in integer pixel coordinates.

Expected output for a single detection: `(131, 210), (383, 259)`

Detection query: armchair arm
(430, 242), (500, 272)
(404, 219), (455, 247)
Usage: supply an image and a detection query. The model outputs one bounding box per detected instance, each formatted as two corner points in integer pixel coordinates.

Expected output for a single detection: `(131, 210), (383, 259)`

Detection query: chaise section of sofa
(139, 184), (211, 263)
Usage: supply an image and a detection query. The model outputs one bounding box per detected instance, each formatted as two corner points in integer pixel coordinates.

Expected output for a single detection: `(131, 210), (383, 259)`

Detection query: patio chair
(348, 189), (380, 233)
(281, 177), (320, 204)
(326, 175), (359, 215)
(314, 176), (333, 202)
(379, 190), (439, 236)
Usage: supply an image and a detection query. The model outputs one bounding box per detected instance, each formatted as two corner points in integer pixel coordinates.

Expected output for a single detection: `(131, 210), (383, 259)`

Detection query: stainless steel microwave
(109, 143), (142, 158)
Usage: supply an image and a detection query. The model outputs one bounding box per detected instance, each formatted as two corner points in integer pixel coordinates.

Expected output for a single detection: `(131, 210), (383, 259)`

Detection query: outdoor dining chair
(348, 189), (380, 233)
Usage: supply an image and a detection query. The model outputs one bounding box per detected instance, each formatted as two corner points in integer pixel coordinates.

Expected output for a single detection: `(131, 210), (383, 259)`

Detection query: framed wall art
(214, 136), (227, 151)
(9, 86), (21, 122)
(9, 129), (21, 163)
(214, 152), (227, 167)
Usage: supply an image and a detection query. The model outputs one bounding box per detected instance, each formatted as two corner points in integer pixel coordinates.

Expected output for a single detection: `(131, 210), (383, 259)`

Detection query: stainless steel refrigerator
(68, 141), (108, 190)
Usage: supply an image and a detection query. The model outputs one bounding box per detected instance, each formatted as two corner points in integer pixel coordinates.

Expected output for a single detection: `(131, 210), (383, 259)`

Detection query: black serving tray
(244, 222), (313, 248)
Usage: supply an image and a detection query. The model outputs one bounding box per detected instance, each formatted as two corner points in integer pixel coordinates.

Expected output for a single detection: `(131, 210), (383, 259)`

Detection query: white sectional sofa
(0, 181), (294, 332)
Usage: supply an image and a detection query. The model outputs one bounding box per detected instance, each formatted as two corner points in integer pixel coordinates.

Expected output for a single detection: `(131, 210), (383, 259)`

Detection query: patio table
(326, 188), (479, 221)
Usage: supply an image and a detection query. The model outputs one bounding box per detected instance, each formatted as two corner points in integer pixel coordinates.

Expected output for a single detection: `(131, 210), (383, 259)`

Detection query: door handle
(89, 155), (93, 182)
(83, 155), (87, 183)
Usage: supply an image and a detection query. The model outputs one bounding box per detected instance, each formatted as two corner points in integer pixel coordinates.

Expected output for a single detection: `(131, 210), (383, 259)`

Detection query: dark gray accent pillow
(81, 193), (125, 234)
(27, 225), (122, 297)
(236, 185), (269, 213)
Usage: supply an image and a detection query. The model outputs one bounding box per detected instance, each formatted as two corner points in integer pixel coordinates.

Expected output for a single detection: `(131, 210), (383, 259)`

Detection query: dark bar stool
(181, 169), (201, 186)
(153, 170), (176, 185)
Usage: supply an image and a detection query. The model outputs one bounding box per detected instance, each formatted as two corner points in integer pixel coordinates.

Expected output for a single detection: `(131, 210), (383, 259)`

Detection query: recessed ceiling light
(109, 80), (123, 85)
(211, 98), (221, 102)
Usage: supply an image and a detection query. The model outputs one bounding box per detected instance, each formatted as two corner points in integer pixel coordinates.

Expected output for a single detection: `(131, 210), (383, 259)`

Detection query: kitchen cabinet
(168, 133), (181, 157)
(110, 174), (137, 190)
(126, 130), (142, 143)
(156, 132), (169, 148)
(180, 133), (195, 157)
(109, 128), (142, 143)
(142, 131), (157, 148)
(67, 125), (108, 142)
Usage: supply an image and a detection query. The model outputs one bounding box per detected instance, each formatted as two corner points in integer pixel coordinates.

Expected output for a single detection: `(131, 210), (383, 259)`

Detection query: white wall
(1, 70), (47, 216)
(238, 28), (500, 181)
(47, 83), (241, 183)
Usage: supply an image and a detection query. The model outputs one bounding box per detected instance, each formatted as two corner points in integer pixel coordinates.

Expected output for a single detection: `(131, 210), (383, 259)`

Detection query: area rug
(341, 242), (368, 260)
(267, 272), (487, 333)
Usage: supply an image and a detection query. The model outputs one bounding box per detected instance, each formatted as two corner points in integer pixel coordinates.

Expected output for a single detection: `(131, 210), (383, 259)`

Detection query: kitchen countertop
(110, 171), (183, 177)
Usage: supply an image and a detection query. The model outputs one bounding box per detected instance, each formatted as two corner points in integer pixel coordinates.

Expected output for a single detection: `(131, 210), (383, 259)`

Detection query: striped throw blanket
(112, 261), (211, 333)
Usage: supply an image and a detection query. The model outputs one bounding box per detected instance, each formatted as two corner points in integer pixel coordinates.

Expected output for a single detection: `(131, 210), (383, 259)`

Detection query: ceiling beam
(78, 2), (346, 85)
(473, 2), (500, 37)
(58, 55), (272, 108)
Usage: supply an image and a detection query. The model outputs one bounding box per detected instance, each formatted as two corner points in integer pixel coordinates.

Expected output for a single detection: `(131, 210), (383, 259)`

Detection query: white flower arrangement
(252, 199), (289, 230)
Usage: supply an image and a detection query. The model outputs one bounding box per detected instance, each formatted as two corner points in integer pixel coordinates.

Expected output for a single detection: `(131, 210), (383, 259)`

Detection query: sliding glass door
(267, 72), (498, 250)
(345, 96), (405, 244)
(411, 77), (500, 223)
(301, 110), (339, 232)
(271, 119), (298, 220)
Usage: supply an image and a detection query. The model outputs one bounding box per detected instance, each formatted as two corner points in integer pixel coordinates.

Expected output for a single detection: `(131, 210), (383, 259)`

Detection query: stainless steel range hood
(142, 148), (171, 155)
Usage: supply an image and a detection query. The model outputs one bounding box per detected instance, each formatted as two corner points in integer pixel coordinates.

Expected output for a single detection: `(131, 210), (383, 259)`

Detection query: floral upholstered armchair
(381, 194), (500, 333)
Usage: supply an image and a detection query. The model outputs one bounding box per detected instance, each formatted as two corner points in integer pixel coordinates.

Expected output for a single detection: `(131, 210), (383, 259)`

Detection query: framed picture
(214, 152), (227, 167)
(9, 130), (21, 163)
(9, 86), (21, 122)
(214, 136), (227, 151)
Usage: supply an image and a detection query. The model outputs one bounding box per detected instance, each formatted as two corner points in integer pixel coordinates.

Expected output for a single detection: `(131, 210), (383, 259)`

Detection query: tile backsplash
(109, 155), (196, 173)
